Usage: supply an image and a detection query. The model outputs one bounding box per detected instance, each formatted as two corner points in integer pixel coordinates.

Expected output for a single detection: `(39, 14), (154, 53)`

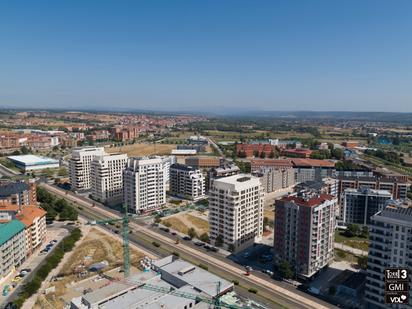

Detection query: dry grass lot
(161, 212), (209, 235)
(106, 143), (177, 156)
(37, 228), (145, 309)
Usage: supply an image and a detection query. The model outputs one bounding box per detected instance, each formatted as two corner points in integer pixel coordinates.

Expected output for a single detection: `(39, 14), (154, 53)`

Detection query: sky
(1, 0), (412, 113)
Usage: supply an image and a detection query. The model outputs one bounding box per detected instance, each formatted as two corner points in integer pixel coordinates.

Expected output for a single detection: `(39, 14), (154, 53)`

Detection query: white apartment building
(170, 164), (205, 201)
(123, 157), (166, 214)
(275, 193), (337, 278)
(209, 174), (264, 252)
(90, 153), (128, 205)
(365, 200), (412, 308)
(0, 220), (26, 281)
(161, 155), (176, 184)
(69, 147), (106, 191)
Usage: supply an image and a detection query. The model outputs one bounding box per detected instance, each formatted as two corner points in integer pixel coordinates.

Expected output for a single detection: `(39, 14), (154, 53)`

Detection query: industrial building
(7, 154), (59, 172)
(70, 255), (233, 309)
(209, 174), (264, 252)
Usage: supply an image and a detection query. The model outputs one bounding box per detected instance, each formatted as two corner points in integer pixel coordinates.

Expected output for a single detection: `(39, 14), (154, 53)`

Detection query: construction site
(32, 205), (266, 309)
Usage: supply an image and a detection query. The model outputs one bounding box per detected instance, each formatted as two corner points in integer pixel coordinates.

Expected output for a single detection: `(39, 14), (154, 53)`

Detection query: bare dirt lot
(161, 210), (209, 236)
(106, 143), (177, 156)
(35, 228), (145, 309)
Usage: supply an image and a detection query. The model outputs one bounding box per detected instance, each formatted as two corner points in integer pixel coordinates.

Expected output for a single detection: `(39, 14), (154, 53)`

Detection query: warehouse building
(70, 255), (233, 309)
(7, 154), (59, 172)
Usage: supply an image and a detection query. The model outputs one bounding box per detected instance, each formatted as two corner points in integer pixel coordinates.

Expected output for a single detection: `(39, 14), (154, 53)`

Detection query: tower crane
(87, 205), (249, 309)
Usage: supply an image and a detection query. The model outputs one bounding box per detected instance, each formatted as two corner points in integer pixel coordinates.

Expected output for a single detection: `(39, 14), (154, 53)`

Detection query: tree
(20, 146), (30, 154)
(361, 225), (369, 238)
(358, 255), (368, 270)
(331, 148), (344, 160)
(269, 150), (275, 159)
(278, 260), (293, 279)
(188, 227), (198, 239)
(344, 224), (361, 237)
(263, 217), (270, 231)
(215, 234), (224, 247)
(259, 151), (266, 159)
(58, 167), (68, 177)
(199, 233), (210, 243)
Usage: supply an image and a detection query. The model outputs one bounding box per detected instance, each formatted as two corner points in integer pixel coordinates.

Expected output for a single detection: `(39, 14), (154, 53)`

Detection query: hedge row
(13, 228), (82, 308)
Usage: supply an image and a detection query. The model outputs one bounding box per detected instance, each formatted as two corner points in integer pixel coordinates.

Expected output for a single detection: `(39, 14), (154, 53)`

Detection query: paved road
(207, 137), (225, 157)
(0, 227), (69, 308)
(0, 163), (19, 177)
(42, 183), (338, 309)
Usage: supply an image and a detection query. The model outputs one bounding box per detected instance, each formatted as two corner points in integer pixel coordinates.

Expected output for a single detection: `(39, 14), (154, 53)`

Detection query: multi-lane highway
(41, 183), (338, 309)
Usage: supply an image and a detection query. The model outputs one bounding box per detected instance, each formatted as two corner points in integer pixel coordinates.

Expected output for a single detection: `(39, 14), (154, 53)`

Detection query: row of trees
(13, 228), (82, 307)
(37, 187), (78, 221)
(364, 149), (402, 165)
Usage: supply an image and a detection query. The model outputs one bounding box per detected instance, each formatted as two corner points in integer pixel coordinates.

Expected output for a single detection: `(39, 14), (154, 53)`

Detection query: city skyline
(1, 1), (412, 112)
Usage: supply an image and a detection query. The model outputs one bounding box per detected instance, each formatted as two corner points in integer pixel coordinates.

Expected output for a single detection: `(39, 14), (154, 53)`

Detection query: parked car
(2, 285), (10, 296)
(262, 269), (274, 276)
(209, 247), (219, 252)
(51, 239), (58, 244)
(194, 242), (205, 247)
(171, 231), (177, 236)
(21, 268), (31, 273)
(182, 236), (191, 241)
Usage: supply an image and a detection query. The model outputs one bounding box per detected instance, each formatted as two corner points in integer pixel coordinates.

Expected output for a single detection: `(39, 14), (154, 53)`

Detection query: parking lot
(0, 226), (68, 308)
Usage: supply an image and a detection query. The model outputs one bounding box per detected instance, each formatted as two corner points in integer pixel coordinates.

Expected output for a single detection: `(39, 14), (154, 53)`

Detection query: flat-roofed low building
(70, 255), (233, 309)
(7, 154), (59, 172)
(185, 156), (221, 169)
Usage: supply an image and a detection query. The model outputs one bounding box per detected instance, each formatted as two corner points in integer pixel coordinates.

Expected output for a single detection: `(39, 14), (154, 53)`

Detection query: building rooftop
(280, 194), (335, 208)
(170, 163), (196, 171)
(0, 220), (25, 246)
(0, 201), (20, 212)
(251, 159), (293, 168)
(154, 256), (233, 297)
(16, 206), (46, 227)
(7, 154), (59, 166)
(212, 174), (260, 190)
(291, 158), (335, 168)
(0, 181), (29, 198)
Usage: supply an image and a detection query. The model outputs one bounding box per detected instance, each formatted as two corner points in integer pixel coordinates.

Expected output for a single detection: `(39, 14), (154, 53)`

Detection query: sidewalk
(21, 225), (88, 309)
(334, 242), (368, 256)
(0, 227), (68, 308)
